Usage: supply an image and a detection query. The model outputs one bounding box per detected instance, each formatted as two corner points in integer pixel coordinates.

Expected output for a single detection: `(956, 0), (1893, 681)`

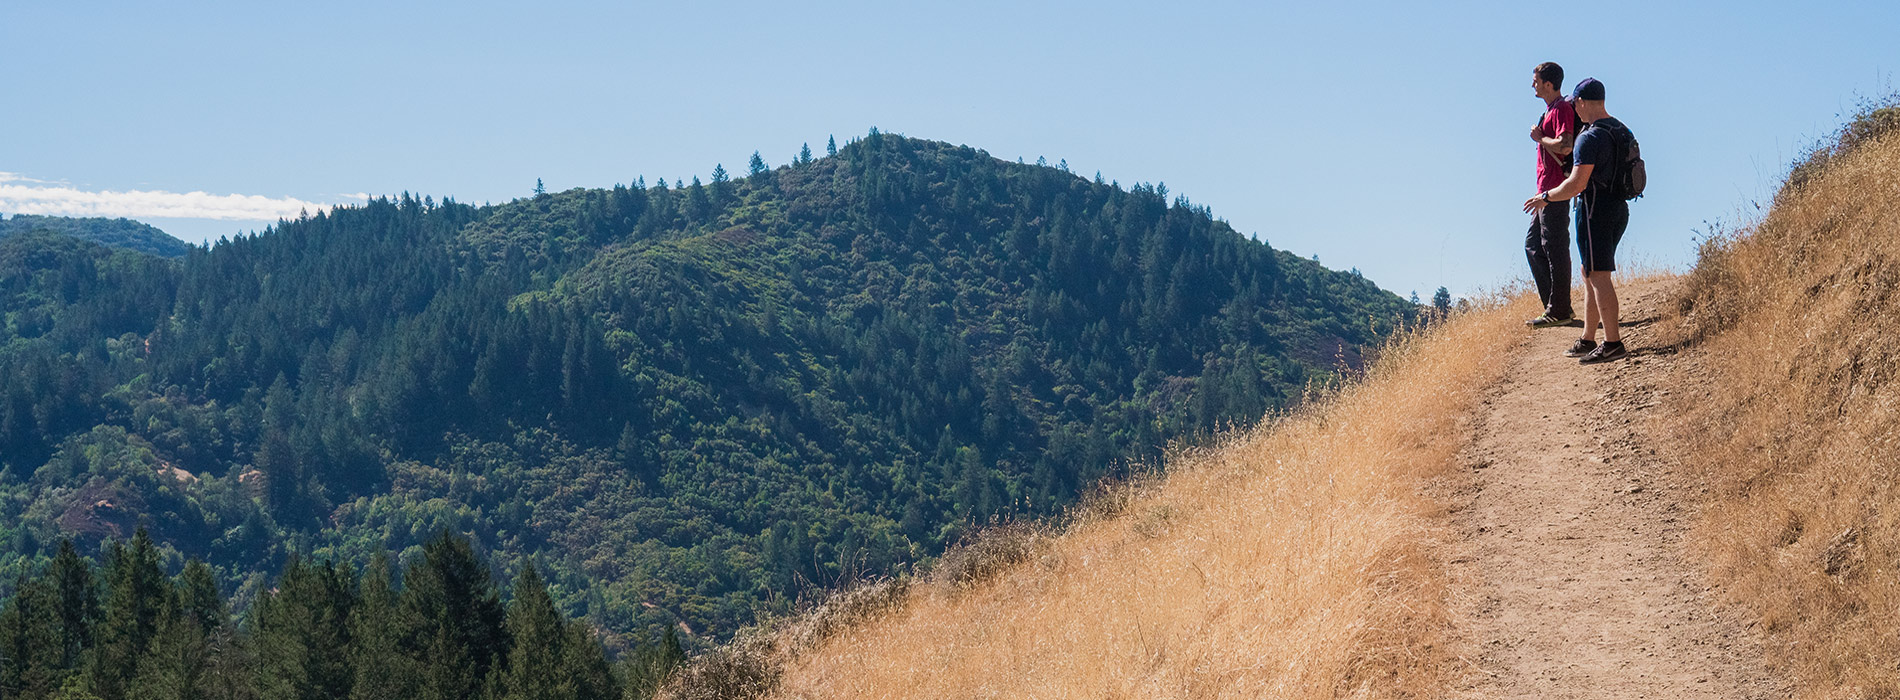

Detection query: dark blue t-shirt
(1574, 117), (1628, 193)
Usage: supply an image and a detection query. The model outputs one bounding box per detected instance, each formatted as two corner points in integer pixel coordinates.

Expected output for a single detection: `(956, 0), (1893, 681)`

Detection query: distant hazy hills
(0, 132), (1413, 647)
(0, 213), (192, 258)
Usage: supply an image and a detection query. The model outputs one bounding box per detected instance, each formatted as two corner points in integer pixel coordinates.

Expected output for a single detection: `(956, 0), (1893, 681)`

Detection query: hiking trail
(1443, 279), (1784, 699)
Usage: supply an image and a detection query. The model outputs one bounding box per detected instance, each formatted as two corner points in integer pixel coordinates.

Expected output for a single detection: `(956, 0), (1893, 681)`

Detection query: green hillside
(0, 132), (1412, 650)
(0, 215), (193, 258)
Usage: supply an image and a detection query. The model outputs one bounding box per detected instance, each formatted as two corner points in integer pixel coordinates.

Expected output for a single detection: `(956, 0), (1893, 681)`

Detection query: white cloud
(0, 179), (339, 221)
(0, 172), (57, 185)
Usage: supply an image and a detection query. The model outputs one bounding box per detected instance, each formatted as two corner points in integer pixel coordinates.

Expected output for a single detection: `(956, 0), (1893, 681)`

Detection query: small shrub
(926, 521), (1046, 592)
(660, 633), (780, 700)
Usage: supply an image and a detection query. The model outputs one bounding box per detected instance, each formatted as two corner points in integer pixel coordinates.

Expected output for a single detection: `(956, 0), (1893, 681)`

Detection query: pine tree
(499, 563), (567, 700)
(797, 143), (812, 167)
(258, 375), (306, 524)
(534, 179), (546, 197)
(177, 560), (223, 635)
(684, 177), (709, 223)
(91, 531), (166, 700)
(826, 135), (837, 157)
(129, 586), (209, 700)
(402, 533), (505, 700)
(1, 573), (63, 698)
(1432, 287), (1452, 316)
(200, 622), (256, 700)
(558, 621), (615, 700)
(748, 152), (767, 178)
(250, 556), (355, 700)
(125, 559), (224, 700)
(709, 164), (731, 207)
(49, 540), (98, 673)
(347, 554), (417, 700)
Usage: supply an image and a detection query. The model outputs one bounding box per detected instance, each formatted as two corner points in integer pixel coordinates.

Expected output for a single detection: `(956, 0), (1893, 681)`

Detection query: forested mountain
(0, 215), (192, 258)
(0, 132), (1413, 657)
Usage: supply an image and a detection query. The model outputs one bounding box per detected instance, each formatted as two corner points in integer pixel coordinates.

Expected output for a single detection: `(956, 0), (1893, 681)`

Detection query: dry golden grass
(1668, 130), (1900, 698)
(743, 295), (1535, 700)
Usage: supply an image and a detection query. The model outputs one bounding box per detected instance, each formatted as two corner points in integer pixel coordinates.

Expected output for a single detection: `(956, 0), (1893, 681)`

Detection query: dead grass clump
(927, 521), (1051, 593)
(778, 576), (913, 655)
(662, 576), (917, 699)
(763, 288), (1533, 699)
(660, 631), (780, 700)
(1065, 463), (1166, 526)
(1783, 94), (1900, 196)
(1676, 226), (1749, 339)
(1665, 127), (1900, 698)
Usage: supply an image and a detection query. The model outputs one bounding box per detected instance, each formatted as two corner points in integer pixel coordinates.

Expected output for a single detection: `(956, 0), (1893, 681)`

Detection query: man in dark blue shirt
(1522, 77), (1631, 364)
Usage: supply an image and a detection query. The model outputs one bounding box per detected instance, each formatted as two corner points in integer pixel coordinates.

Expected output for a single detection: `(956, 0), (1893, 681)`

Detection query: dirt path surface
(1446, 280), (1783, 699)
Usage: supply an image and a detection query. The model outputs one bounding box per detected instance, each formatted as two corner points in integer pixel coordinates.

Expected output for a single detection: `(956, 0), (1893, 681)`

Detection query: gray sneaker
(1564, 339), (1597, 357)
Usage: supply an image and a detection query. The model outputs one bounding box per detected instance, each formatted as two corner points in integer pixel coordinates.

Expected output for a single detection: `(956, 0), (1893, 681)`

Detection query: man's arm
(1523, 164), (1594, 212)
(1539, 131), (1574, 157)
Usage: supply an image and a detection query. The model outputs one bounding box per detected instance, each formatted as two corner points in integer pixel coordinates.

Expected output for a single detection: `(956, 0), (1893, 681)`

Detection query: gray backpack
(1591, 121), (1647, 200)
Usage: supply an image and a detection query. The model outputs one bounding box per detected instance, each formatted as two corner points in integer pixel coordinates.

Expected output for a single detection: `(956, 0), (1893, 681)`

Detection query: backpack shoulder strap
(1600, 122), (1632, 196)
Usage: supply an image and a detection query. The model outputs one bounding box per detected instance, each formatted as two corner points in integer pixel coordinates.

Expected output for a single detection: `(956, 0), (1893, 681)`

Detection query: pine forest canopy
(0, 131), (1414, 652)
(0, 529), (648, 700)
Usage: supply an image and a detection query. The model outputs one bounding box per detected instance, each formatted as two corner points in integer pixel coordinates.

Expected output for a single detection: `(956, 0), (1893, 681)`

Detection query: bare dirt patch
(1445, 278), (1784, 699)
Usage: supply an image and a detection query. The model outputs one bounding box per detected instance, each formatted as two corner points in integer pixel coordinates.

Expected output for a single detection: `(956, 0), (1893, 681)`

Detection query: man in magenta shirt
(1524, 62), (1576, 327)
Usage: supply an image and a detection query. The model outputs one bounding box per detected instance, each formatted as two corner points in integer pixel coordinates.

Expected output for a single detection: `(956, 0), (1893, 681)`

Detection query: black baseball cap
(1571, 77), (1606, 101)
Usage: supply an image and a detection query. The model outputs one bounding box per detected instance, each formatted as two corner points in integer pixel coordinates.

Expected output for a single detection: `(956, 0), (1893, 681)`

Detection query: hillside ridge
(0, 214), (192, 258)
(0, 132), (1414, 652)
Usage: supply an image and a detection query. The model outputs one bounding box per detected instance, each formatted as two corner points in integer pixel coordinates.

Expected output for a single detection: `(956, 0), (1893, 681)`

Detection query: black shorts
(1575, 191), (1628, 273)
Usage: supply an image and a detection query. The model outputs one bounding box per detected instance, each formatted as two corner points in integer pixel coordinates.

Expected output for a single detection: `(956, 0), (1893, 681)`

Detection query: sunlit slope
(763, 294), (1534, 698)
(1670, 111), (1900, 698)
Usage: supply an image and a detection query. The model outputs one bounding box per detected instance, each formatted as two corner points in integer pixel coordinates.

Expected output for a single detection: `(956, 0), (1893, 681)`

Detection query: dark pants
(1525, 203), (1573, 318)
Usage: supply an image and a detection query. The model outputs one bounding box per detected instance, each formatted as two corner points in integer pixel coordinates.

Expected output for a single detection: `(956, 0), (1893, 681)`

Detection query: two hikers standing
(1519, 63), (1639, 364)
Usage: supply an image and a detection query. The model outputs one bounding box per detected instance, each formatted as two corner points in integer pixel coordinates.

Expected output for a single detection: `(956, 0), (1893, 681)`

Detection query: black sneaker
(1579, 340), (1629, 364)
(1564, 339), (1597, 357)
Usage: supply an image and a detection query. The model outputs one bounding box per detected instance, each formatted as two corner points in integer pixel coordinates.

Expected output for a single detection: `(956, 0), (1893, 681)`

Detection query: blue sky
(3, 1), (1894, 299)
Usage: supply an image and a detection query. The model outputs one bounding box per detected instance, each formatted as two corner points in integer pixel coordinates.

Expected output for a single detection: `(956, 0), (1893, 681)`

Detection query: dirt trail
(1445, 279), (1782, 699)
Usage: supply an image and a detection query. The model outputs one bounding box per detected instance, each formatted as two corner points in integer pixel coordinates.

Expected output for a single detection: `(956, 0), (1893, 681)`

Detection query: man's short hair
(1534, 62), (1565, 90)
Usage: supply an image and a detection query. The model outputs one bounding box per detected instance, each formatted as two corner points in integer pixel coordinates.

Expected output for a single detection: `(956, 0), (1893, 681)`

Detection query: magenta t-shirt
(1536, 97), (1576, 191)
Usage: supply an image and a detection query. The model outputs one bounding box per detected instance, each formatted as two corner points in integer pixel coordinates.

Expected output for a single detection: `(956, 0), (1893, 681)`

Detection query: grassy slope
(735, 294), (1534, 698)
(1668, 126), (1900, 697)
(681, 108), (1900, 700)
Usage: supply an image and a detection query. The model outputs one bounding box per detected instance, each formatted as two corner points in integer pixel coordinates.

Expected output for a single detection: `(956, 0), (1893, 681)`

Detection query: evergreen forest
(0, 132), (1414, 660)
(0, 529), (663, 700)
(0, 216), (190, 260)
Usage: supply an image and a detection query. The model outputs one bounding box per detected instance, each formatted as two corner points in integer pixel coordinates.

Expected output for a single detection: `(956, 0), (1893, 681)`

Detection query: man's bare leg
(1581, 272), (1601, 342)
(1588, 270), (1620, 342)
